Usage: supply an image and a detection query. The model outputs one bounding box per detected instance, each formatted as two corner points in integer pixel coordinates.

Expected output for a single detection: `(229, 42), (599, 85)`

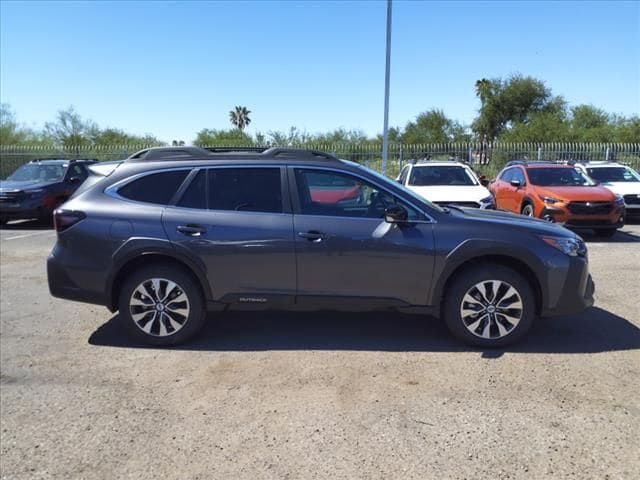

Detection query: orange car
(490, 161), (625, 237)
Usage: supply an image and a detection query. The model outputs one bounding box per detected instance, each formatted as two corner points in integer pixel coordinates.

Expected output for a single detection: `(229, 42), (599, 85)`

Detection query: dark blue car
(0, 159), (94, 224)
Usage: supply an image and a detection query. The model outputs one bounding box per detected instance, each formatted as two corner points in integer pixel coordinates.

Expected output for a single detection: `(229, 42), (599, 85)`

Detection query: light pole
(381, 0), (392, 175)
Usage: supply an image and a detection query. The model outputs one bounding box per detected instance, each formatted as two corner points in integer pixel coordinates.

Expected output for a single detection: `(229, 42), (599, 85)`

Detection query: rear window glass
(209, 168), (282, 213)
(118, 170), (189, 205)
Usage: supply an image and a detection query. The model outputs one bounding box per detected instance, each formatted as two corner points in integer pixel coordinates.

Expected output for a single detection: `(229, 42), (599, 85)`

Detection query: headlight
(614, 194), (625, 205)
(540, 235), (587, 257)
(479, 195), (495, 205)
(539, 194), (562, 204)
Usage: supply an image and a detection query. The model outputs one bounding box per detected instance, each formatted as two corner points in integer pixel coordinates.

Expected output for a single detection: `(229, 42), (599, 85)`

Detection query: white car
(396, 161), (495, 209)
(576, 162), (640, 216)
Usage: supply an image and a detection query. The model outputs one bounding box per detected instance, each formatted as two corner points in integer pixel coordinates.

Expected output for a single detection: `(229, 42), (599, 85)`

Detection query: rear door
(290, 166), (436, 306)
(162, 166), (296, 305)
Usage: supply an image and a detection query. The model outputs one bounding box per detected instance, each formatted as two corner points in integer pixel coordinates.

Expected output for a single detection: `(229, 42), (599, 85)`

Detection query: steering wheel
(366, 190), (391, 218)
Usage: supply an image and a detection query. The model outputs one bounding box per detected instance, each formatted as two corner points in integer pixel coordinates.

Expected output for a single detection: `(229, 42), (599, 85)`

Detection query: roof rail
(261, 147), (339, 161)
(125, 146), (341, 163)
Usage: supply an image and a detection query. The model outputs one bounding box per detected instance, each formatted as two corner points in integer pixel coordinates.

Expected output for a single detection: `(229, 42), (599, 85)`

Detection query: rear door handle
(177, 224), (207, 237)
(298, 230), (327, 242)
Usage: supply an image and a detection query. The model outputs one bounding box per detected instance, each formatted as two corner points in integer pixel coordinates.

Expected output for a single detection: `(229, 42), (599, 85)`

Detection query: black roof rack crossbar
(203, 147), (269, 153)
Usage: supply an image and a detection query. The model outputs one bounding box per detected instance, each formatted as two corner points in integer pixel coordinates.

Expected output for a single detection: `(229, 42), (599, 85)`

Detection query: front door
(162, 167), (296, 305)
(290, 167), (436, 306)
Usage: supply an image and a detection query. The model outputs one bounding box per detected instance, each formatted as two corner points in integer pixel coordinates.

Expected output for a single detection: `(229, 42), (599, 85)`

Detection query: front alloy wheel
(460, 280), (523, 339)
(443, 264), (535, 347)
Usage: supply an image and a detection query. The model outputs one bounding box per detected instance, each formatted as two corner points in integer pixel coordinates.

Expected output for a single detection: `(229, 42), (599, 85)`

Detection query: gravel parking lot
(1, 221), (639, 480)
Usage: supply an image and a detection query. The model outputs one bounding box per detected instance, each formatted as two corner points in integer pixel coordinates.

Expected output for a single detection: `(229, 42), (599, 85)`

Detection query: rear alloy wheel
(521, 203), (535, 217)
(118, 265), (206, 346)
(443, 264), (535, 347)
(594, 228), (617, 238)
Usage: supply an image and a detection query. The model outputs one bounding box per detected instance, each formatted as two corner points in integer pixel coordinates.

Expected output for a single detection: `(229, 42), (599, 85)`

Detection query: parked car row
(395, 159), (639, 238)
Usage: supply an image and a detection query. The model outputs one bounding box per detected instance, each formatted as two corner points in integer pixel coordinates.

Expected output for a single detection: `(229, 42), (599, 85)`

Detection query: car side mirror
(384, 204), (409, 224)
(480, 178), (490, 187)
(510, 180), (521, 188)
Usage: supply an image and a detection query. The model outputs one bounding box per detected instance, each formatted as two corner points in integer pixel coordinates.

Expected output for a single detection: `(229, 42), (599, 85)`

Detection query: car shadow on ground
(0, 219), (52, 230)
(89, 306), (639, 356)
(579, 228), (640, 243)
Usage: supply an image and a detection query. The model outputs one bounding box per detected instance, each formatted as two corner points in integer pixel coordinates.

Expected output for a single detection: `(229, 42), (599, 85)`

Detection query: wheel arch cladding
(108, 252), (210, 312)
(433, 251), (545, 315)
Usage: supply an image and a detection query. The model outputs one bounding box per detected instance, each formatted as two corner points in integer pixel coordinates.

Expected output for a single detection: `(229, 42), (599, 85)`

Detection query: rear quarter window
(118, 170), (189, 205)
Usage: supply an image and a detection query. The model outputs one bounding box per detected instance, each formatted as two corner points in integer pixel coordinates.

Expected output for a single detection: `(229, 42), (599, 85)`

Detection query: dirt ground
(1, 221), (639, 479)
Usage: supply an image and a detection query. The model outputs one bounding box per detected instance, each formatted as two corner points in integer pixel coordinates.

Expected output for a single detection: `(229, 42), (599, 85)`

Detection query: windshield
(409, 165), (478, 186)
(527, 167), (595, 187)
(344, 160), (446, 213)
(587, 166), (640, 183)
(6, 163), (67, 182)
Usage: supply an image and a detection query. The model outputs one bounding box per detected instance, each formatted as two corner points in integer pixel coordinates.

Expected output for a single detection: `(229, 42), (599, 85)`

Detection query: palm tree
(229, 106), (252, 131)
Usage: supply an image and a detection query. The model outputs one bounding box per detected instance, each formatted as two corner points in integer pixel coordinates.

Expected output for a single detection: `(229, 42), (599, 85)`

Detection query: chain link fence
(1, 143), (639, 179)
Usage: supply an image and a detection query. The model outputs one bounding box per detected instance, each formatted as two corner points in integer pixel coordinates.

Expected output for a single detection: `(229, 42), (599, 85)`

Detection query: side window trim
(287, 165), (435, 223)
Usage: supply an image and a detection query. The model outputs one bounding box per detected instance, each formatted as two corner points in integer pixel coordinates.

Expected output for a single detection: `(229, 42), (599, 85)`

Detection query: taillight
(54, 209), (86, 233)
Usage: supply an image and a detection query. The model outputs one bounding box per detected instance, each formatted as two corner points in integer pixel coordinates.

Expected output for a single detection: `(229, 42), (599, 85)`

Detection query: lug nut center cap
(487, 305), (496, 313)
(155, 304), (165, 312)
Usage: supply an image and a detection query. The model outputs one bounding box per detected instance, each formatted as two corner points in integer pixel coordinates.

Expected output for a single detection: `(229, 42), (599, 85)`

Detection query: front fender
(428, 238), (569, 311)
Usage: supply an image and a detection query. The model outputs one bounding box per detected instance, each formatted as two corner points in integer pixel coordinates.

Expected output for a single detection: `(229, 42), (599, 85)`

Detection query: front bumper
(542, 256), (595, 316)
(0, 199), (50, 220)
(540, 206), (625, 229)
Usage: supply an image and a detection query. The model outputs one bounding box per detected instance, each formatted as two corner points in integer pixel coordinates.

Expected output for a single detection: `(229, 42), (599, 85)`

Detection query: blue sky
(1, 0), (639, 143)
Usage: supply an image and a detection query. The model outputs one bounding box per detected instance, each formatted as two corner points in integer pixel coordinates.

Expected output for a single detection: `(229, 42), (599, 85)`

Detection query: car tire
(594, 228), (617, 238)
(521, 202), (535, 217)
(443, 263), (535, 348)
(118, 264), (206, 346)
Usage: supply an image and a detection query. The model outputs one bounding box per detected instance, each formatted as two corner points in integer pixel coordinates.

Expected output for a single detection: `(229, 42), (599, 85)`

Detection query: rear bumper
(47, 253), (107, 307)
(542, 256), (595, 316)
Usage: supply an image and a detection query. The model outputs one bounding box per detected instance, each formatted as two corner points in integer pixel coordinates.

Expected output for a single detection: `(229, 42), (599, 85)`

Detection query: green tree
(228, 106), (252, 131)
(193, 128), (254, 146)
(472, 75), (563, 142)
(0, 104), (51, 146)
(402, 109), (470, 144)
(95, 128), (161, 146)
(44, 106), (99, 148)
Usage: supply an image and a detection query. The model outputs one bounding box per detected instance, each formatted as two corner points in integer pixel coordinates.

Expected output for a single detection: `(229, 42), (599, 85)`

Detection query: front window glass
(351, 162), (445, 213)
(587, 167), (640, 183)
(527, 167), (595, 187)
(512, 168), (526, 184)
(7, 163), (66, 182)
(295, 168), (422, 220)
(408, 166), (478, 186)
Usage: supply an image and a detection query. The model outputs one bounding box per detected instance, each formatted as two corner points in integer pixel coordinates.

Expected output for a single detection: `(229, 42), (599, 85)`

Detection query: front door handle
(177, 224), (207, 237)
(298, 230), (327, 242)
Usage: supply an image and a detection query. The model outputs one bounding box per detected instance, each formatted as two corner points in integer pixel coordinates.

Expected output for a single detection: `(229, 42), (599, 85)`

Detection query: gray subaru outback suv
(47, 147), (594, 347)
